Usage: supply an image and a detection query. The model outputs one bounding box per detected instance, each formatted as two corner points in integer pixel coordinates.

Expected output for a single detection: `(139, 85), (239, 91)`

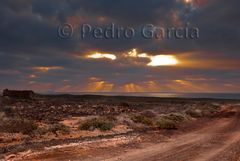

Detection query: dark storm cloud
(0, 0), (239, 92)
(189, 0), (240, 54)
(71, 0), (175, 25)
(139, 0), (240, 55)
(1, 0), (238, 54)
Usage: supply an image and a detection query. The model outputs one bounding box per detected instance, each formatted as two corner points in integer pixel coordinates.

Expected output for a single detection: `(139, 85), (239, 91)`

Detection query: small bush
(157, 117), (177, 129)
(130, 114), (154, 125)
(33, 123), (70, 136)
(21, 120), (38, 134)
(33, 127), (49, 135)
(186, 109), (202, 118)
(0, 118), (38, 134)
(79, 117), (113, 131)
(48, 123), (70, 134)
(162, 113), (187, 123)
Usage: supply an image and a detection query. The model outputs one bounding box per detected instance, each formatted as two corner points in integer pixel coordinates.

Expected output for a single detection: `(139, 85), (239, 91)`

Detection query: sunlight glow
(127, 49), (138, 57)
(125, 49), (179, 66)
(138, 53), (149, 58)
(124, 83), (144, 92)
(32, 66), (63, 72)
(185, 0), (192, 3)
(88, 81), (114, 92)
(87, 52), (116, 60)
(29, 74), (37, 78)
(86, 49), (179, 66)
(148, 55), (178, 66)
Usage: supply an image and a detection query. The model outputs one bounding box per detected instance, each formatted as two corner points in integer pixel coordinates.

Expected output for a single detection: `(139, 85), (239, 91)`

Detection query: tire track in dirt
(202, 109), (240, 161)
(104, 117), (237, 161)
(104, 106), (240, 161)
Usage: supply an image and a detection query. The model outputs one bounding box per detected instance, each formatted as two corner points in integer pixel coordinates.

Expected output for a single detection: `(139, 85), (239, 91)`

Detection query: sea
(51, 92), (240, 100)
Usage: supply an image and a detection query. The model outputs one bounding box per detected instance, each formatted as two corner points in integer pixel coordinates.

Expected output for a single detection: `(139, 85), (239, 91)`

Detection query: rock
(5, 154), (16, 160)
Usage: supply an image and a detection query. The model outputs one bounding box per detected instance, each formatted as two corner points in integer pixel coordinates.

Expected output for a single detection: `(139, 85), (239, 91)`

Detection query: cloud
(32, 66), (64, 72)
(0, 0), (239, 92)
(86, 52), (117, 60)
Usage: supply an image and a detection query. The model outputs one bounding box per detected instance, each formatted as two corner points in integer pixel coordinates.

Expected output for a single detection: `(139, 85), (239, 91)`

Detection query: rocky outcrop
(2, 89), (35, 99)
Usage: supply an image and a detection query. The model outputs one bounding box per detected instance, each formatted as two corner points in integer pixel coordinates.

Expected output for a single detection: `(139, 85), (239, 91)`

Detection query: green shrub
(157, 117), (177, 129)
(48, 123), (70, 134)
(162, 113), (187, 123)
(79, 117), (113, 131)
(33, 127), (48, 135)
(130, 114), (154, 125)
(33, 123), (70, 136)
(0, 118), (38, 134)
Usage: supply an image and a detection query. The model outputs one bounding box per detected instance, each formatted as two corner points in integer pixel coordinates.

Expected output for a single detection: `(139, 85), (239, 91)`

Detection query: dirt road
(103, 109), (240, 161)
(10, 107), (240, 161)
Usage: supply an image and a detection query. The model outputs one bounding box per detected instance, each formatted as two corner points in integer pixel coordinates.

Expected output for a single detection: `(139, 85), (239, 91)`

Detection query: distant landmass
(41, 92), (240, 100)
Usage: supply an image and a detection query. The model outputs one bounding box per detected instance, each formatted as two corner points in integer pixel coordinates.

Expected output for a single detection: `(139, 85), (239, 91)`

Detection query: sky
(0, 0), (240, 93)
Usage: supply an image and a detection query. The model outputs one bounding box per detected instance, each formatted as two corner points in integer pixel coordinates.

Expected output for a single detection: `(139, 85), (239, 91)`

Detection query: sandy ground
(104, 117), (240, 161)
(7, 105), (240, 161)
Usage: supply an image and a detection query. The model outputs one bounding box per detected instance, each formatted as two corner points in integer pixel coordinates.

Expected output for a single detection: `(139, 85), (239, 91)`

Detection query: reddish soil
(7, 105), (240, 161)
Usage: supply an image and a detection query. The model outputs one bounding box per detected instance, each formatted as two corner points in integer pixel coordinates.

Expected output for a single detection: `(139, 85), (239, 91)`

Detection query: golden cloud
(32, 66), (64, 72)
(86, 52), (116, 60)
(124, 49), (179, 66)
